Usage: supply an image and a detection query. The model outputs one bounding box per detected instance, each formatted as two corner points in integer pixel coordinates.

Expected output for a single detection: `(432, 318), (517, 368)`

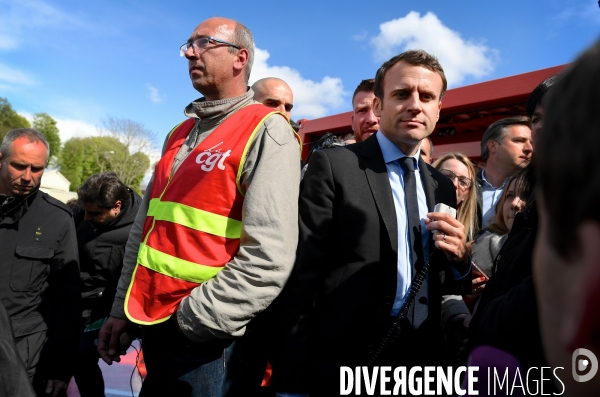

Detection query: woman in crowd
(471, 170), (528, 280)
(432, 153), (479, 241)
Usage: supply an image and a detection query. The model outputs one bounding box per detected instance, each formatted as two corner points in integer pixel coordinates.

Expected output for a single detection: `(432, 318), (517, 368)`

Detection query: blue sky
(1, 0), (599, 148)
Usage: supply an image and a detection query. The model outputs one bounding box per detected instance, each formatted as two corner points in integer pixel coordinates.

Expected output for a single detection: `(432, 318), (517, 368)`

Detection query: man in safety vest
(97, 17), (301, 396)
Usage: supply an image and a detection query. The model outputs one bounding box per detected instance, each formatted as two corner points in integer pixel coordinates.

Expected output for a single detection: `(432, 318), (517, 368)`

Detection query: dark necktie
(399, 156), (427, 328)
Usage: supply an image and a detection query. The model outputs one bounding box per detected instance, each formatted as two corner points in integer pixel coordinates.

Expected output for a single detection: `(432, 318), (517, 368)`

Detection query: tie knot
(399, 156), (416, 173)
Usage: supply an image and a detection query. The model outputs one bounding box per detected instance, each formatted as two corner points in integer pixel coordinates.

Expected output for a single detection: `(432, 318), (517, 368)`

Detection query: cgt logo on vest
(196, 149), (232, 172)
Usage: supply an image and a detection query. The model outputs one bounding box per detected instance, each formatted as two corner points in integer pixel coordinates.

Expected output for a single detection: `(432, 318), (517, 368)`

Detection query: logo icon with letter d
(572, 348), (598, 382)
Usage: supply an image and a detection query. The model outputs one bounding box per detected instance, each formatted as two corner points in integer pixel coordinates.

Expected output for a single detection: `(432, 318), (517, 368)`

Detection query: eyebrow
(354, 102), (373, 110)
(393, 87), (438, 99)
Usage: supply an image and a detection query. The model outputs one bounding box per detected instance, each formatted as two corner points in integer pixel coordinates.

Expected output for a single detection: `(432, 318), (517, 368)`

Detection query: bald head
(252, 78), (294, 119)
(185, 17), (254, 100)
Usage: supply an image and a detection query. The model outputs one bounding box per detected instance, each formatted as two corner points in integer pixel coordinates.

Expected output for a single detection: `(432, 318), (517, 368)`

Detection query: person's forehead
(191, 18), (235, 40)
(353, 91), (375, 108)
(504, 124), (531, 138)
(8, 138), (47, 162)
(382, 61), (443, 91)
(259, 81), (292, 101)
(442, 158), (468, 174)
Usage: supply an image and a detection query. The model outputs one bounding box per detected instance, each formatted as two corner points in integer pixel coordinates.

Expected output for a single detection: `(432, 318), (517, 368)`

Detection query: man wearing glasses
(97, 17), (300, 396)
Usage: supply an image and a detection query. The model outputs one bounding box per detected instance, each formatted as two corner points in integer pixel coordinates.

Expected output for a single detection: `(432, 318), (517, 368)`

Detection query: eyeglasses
(439, 169), (473, 190)
(180, 36), (240, 57)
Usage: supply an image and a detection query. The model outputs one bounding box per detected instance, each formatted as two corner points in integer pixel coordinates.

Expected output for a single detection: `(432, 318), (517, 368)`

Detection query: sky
(1, 0), (599, 152)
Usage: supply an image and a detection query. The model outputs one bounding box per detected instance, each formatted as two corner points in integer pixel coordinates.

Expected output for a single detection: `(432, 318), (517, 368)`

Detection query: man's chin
(361, 132), (375, 141)
(13, 187), (34, 196)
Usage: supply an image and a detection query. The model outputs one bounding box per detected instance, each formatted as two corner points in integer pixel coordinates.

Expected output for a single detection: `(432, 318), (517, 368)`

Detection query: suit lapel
(418, 159), (437, 211)
(418, 159), (438, 255)
(360, 136), (398, 255)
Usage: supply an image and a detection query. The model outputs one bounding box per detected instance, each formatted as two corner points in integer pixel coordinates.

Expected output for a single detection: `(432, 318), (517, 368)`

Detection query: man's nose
(406, 93), (423, 112)
(366, 110), (378, 126)
(184, 45), (197, 59)
(21, 168), (32, 181)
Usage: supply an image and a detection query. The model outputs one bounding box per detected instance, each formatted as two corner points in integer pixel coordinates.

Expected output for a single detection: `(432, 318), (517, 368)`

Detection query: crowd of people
(0, 15), (599, 397)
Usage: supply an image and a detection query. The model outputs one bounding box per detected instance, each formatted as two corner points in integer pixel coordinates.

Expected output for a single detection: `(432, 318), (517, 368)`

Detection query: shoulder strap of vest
(165, 118), (195, 152)
(234, 107), (299, 195)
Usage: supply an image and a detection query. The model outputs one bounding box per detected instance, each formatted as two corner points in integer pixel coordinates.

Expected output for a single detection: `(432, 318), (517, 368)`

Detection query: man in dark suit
(274, 50), (472, 396)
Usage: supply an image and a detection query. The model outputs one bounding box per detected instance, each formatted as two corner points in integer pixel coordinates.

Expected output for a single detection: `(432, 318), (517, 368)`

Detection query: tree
(96, 117), (155, 190)
(59, 117), (155, 193)
(0, 97), (31, 142)
(59, 138), (97, 189)
(32, 112), (61, 160)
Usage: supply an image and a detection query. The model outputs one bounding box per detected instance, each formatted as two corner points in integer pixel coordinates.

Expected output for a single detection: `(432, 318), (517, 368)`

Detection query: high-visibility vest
(125, 104), (295, 325)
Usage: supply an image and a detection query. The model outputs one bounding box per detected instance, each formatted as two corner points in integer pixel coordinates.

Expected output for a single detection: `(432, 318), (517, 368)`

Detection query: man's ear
(567, 221), (600, 352)
(373, 96), (382, 117)
(0, 153), (3, 171)
(112, 200), (122, 213)
(488, 140), (497, 154)
(233, 48), (249, 74)
(437, 101), (442, 121)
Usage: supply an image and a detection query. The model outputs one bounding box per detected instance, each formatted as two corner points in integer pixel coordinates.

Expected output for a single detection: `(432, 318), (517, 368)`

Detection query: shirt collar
(376, 131), (422, 170)
(183, 89), (254, 123)
(481, 167), (509, 188)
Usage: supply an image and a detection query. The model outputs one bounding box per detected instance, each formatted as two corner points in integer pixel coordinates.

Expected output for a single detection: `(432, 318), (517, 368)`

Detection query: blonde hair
(432, 153), (479, 241)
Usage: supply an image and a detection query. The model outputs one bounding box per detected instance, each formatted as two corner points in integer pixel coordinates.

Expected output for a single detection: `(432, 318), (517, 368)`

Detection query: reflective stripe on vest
(147, 198), (242, 239)
(125, 104), (291, 325)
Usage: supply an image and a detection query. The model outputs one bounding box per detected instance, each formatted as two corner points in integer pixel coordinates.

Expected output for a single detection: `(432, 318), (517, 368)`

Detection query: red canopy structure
(297, 64), (566, 162)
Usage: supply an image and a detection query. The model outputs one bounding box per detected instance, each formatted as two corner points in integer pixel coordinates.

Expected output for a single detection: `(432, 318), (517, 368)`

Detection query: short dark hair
(536, 40), (600, 258)
(0, 128), (50, 159)
(374, 50), (447, 102)
(480, 116), (532, 161)
(525, 75), (558, 117)
(352, 79), (375, 105)
(425, 136), (433, 158)
(77, 172), (130, 209)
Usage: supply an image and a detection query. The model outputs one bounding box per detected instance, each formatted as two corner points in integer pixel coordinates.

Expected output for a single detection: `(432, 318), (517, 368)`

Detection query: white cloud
(370, 11), (496, 87)
(17, 110), (99, 143)
(146, 84), (164, 103)
(55, 118), (99, 142)
(0, 0), (87, 50)
(553, 3), (600, 26)
(352, 31), (369, 42)
(249, 47), (346, 119)
(0, 62), (36, 86)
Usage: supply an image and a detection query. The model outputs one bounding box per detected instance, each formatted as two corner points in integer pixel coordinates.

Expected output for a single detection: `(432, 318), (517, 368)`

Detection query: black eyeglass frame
(180, 36), (241, 56)
(439, 168), (473, 190)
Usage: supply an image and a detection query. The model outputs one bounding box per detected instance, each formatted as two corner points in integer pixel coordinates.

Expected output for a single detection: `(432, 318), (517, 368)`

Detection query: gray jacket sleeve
(110, 178), (152, 318)
(176, 115), (300, 342)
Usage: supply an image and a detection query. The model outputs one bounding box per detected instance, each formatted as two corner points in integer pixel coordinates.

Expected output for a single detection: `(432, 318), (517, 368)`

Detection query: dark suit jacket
(476, 169), (484, 229)
(273, 135), (471, 395)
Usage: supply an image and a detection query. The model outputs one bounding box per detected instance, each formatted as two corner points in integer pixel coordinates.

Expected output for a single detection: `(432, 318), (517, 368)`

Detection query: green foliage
(0, 97), (31, 142)
(59, 134), (151, 193)
(32, 112), (61, 159)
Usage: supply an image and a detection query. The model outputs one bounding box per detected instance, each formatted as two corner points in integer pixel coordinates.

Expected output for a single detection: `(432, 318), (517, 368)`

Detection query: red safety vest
(125, 104), (295, 325)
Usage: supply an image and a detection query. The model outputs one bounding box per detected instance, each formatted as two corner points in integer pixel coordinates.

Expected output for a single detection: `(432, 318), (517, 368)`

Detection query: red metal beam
(298, 64), (566, 161)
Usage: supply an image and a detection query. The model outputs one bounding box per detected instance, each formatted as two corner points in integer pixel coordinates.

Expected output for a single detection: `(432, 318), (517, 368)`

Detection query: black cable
(129, 339), (144, 397)
(368, 248), (436, 367)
